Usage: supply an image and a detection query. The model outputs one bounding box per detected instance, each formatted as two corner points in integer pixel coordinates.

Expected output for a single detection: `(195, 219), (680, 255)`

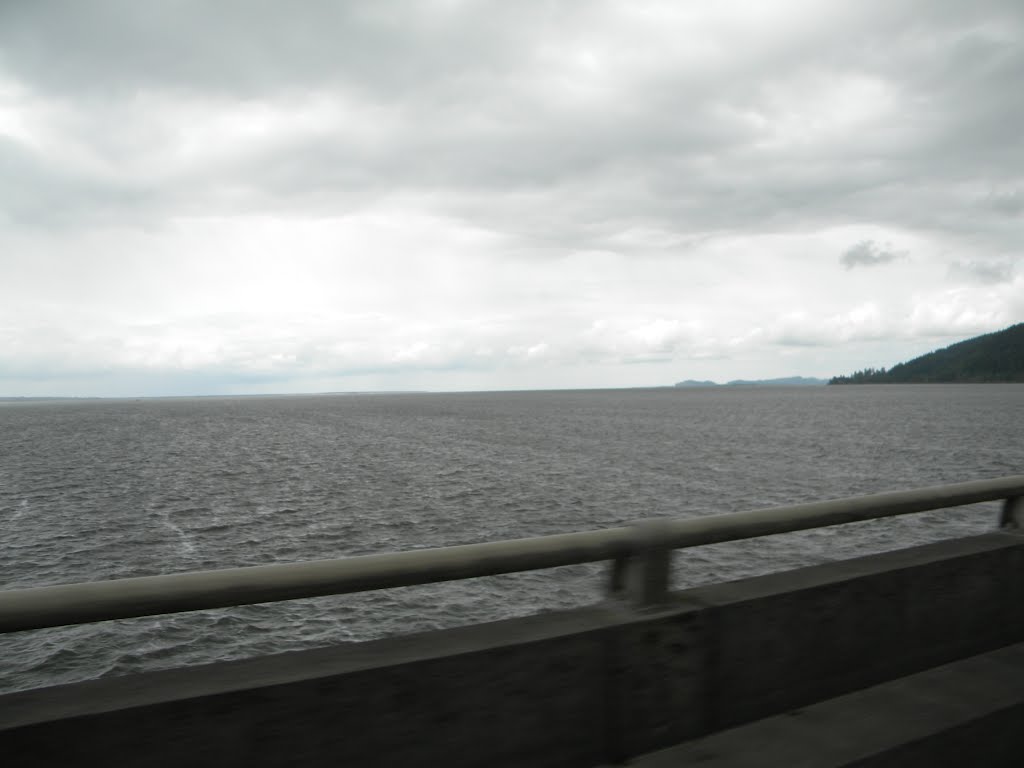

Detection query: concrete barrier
(632, 641), (1024, 767)
(2, 530), (1022, 766)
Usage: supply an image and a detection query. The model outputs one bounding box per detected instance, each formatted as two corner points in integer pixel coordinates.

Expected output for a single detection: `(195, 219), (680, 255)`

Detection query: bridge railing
(1, 475), (1022, 634)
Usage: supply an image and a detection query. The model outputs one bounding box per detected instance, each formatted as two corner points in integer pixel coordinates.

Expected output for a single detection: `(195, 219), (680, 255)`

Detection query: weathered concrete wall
(633, 641), (1024, 768)
(688, 531), (1024, 730)
(2, 531), (1022, 767)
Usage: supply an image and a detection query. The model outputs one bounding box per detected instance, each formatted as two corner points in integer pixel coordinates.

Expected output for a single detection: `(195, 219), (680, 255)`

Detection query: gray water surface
(1, 385), (1021, 693)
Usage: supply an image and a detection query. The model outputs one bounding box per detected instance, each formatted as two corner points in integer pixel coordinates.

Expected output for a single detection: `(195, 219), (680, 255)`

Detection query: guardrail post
(1000, 496), (1023, 530)
(608, 518), (673, 608)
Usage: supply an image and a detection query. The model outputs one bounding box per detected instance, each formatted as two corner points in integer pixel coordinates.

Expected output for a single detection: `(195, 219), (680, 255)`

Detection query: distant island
(675, 376), (827, 388)
(830, 322), (1024, 384)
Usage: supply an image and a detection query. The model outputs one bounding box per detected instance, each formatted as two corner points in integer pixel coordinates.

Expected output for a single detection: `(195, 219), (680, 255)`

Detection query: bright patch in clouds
(0, 0), (1022, 396)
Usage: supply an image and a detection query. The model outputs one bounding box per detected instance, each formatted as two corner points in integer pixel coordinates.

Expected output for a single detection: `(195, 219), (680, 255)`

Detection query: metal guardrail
(1, 476), (1022, 634)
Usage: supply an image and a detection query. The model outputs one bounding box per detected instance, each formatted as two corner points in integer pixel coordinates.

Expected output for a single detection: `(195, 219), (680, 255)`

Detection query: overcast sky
(1, 0), (1021, 396)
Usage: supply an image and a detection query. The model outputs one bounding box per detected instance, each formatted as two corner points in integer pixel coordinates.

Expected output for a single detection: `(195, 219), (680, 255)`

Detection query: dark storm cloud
(840, 240), (906, 269)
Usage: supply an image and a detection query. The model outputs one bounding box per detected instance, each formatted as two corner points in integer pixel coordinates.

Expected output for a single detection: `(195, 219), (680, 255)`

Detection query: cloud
(985, 189), (1024, 216)
(1, 1), (1020, 240)
(949, 259), (1015, 284)
(1, 0), (1023, 395)
(907, 288), (1014, 337)
(770, 303), (890, 347)
(839, 240), (907, 269)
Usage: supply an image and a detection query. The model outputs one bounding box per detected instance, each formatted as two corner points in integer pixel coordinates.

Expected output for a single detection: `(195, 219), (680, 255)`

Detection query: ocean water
(1, 385), (1022, 694)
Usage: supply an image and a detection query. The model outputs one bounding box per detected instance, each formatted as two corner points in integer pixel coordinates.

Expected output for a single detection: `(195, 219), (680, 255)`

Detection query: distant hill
(829, 323), (1024, 384)
(675, 376), (827, 388)
(725, 376), (827, 387)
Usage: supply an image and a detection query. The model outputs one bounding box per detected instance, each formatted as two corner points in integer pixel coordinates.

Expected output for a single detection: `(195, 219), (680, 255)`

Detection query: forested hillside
(830, 323), (1024, 383)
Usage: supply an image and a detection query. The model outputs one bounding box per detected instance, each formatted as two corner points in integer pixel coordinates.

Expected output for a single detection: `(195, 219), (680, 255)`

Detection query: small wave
(10, 498), (29, 521)
(193, 522), (235, 534)
(158, 510), (196, 556)
(2, 385), (1021, 695)
(30, 646), (87, 674)
(210, 469), (246, 478)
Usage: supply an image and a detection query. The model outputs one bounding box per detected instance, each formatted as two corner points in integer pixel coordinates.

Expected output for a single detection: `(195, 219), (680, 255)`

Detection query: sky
(1, 0), (1022, 397)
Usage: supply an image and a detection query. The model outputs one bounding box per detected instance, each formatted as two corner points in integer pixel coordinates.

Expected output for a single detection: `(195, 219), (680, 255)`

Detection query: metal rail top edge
(1, 475), (1022, 634)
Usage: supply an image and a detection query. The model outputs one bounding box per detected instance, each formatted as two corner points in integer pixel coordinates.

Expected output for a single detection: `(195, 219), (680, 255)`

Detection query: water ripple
(1, 385), (1022, 693)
